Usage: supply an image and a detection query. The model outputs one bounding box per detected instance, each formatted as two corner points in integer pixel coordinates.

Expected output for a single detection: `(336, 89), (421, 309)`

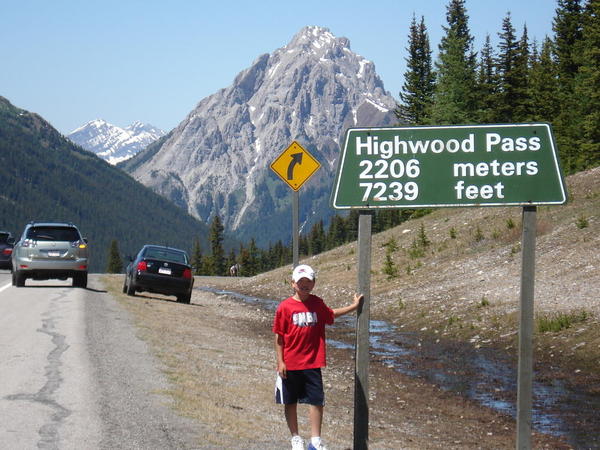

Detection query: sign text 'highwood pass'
(331, 124), (567, 209)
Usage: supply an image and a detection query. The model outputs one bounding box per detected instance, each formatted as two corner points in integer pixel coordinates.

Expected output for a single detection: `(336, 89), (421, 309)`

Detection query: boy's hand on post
(354, 293), (364, 307)
(333, 293), (364, 318)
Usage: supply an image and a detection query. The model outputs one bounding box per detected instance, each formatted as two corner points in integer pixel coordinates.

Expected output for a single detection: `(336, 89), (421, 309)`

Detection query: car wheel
(14, 270), (25, 287)
(177, 292), (191, 304)
(73, 272), (88, 288)
(126, 275), (136, 296)
(122, 277), (127, 293)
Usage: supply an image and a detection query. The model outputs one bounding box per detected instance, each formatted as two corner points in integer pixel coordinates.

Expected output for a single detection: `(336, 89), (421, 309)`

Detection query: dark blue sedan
(123, 245), (194, 304)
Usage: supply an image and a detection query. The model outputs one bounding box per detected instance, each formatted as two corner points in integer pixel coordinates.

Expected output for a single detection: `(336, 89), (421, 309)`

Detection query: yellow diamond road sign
(270, 141), (321, 191)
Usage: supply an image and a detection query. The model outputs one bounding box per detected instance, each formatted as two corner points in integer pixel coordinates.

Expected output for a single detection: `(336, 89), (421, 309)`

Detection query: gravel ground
(102, 278), (570, 449)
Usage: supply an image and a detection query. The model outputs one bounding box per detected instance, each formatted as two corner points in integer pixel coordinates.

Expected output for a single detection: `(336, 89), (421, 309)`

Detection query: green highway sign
(331, 124), (567, 209)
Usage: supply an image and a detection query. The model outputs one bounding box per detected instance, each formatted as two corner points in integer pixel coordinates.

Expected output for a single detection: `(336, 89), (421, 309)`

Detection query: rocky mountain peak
(286, 26), (349, 57)
(123, 26), (398, 245)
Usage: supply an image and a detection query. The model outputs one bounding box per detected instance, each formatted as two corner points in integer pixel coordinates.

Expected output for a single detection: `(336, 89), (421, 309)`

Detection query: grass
(576, 215), (589, 229)
(449, 227), (457, 239)
(407, 239), (426, 259)
(537, 311), (590, 333)
(473, 225), (484, 242)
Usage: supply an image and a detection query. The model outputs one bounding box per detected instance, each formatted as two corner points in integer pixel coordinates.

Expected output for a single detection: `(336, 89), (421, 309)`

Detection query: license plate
(158, 267), (172, 275)
(48, 251), (60, 257)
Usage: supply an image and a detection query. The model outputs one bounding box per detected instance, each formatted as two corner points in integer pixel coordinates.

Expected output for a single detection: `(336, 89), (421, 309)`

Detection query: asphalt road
(0, 272), (201, 449)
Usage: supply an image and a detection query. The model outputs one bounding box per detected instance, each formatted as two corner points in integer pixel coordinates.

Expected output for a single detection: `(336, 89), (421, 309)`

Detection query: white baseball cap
(292, 264), (316, 282)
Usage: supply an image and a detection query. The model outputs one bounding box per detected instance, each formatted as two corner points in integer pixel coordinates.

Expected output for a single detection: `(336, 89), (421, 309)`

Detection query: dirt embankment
(209, 167), (600, 387)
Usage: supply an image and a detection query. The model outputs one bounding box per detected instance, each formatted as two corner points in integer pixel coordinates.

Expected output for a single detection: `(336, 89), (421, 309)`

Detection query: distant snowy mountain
(68, 119), (165, 165)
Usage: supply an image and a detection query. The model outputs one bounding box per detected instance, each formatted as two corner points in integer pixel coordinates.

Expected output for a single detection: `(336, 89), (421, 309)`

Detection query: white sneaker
(291, 435), (305, 450)
(308, 439), (328, 450)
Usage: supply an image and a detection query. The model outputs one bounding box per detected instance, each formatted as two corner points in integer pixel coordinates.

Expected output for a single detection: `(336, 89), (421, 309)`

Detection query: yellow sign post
(270, 141), (321, 191)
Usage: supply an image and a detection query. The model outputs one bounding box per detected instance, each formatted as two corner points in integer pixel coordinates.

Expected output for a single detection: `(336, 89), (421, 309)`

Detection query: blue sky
(1, 0), (557, 135)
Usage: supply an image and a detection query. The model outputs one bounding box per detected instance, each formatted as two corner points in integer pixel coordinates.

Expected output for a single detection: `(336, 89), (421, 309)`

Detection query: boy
(273, 264), (362, 450)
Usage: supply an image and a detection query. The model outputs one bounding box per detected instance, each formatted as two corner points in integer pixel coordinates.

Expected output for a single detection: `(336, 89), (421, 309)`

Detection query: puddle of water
(200, 286), (599, 448)
(327, 339), (354, 350)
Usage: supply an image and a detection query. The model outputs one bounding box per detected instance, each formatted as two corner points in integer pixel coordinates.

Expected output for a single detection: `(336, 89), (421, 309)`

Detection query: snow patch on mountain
(68, 119), (165, 165)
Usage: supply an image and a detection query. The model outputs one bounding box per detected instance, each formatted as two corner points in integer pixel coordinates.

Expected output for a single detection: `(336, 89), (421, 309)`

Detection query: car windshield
(26, 226), (80, 242)
(144, 248), (188, 264)
(0, 233), (9, 244)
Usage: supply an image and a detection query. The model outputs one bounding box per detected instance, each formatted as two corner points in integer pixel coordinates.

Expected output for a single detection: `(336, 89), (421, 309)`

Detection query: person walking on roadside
(273, 264), (362, 450)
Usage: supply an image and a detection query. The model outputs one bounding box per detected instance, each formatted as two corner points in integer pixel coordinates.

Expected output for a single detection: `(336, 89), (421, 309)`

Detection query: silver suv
(12, 222), (89, 288)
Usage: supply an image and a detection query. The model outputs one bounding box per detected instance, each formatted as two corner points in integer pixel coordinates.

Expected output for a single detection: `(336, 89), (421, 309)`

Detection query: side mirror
(7, 237), (15, 245)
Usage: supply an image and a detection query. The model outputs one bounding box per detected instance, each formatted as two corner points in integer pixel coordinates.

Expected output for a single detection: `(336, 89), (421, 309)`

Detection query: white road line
(0, 282), (11, 292)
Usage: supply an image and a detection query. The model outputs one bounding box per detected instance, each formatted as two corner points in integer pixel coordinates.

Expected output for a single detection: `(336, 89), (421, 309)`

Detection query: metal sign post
(517, 206), (537, 449)
(270, 141), (321, 268)
(354, 211), (372, 450)
(292, 190), (299, 267)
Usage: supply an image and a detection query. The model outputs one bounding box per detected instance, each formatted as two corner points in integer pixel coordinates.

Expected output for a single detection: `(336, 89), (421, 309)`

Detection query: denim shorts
(275, 368), (324, 406)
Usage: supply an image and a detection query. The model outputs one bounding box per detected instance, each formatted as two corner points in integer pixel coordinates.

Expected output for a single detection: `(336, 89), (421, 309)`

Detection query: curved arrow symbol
(287, 152), (303, 180)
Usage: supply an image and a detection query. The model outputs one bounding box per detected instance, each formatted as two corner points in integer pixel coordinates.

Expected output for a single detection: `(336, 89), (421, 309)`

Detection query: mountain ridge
(0, 96), (212, 272)
(121, 26), (399, 246)
(68, 119), (165, 165)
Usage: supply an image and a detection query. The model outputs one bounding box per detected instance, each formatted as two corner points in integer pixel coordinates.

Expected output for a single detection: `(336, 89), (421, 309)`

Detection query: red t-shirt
(272, 294), (335, 370)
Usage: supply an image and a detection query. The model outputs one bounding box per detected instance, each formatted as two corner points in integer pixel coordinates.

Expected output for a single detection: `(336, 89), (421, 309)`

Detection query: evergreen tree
(191, 238), (204, 275)
(272, 240), (290, 268)
(476, 34), (499, 123)
(553, 0), (585, 172)
(258, 246), (271, 273)
(376, 210), (404, 232)
(573, 0), (600, 168)
(208, 215), (226, 275)
(513, 25), (533, 121)
(345, 210), (360, 242)
(308, 220), (326, 255)
(382, 246), (399, 279)
(554, 0), (584, 82)
(495, 13), (520, 122)
(529, 37), (561, 122)
(326, 214), (347, 249)
(396, 15), (435, 125)
(299, 234), (309, 257)
(106, 239), (122, 273)
(245, 238), (259, 276)
(430, 0), (478, 124)
(238, 244), (250, 275)
(371, 211), (383, 234)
